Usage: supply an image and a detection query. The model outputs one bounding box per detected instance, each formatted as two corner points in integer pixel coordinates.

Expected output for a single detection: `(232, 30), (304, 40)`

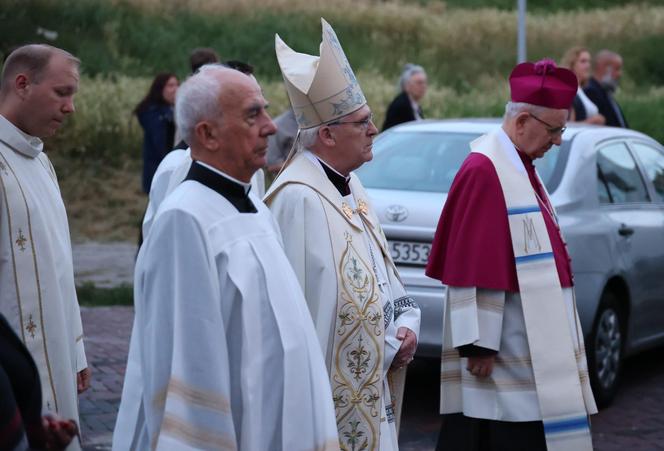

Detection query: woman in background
(135, 73), (178, 193)
(562, 47), (605, 125)
(382, 63), (428, 131)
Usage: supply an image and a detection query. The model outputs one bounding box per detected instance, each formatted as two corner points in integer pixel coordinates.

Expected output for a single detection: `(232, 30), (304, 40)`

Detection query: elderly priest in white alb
(113, 65), (340, 450)
(265, 19), (420, 451)
(0, 44), (89, 450)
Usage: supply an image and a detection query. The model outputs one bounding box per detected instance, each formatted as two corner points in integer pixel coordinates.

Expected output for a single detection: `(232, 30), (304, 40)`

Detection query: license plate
(389, 240), (431, 266)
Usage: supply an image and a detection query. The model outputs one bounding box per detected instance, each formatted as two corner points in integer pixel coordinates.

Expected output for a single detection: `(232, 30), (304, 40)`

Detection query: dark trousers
(436, 413), (547, 451)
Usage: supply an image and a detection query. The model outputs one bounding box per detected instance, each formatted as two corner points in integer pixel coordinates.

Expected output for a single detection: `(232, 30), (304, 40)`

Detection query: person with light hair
(561, 46), (605, 125)
(382, 63), (427, 131)
(427, 59), (597, 451)
(113, 64), (340, 451)
(0, 44), (90, 451)
(265, 19), (420, 451)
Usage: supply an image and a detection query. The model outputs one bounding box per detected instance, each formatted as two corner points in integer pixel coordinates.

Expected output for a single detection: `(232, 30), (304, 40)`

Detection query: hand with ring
(391, 327), (417, 369)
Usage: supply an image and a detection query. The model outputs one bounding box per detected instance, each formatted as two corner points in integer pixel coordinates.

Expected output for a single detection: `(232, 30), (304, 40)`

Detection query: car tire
(587, 290), (624, 409)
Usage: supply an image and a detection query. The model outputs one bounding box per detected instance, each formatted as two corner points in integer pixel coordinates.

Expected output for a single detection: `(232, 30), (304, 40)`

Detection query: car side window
(596, 142), (650, 204)
(630, 142), (664, 203)
(597, 166), (613, 204)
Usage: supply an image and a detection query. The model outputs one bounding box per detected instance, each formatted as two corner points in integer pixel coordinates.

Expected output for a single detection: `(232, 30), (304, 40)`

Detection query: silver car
(355, 119), (664, 407)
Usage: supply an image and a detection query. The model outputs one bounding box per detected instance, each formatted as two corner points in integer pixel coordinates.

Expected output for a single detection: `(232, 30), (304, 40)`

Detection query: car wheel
(587, 290), (624, 409)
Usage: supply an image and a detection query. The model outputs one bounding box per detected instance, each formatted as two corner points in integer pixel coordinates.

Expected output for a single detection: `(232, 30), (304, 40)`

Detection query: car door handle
(618, 224), (634, 236)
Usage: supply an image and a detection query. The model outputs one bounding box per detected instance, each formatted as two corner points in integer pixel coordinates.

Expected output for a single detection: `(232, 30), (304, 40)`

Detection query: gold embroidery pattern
(356, 199), (368, 216)
(26, 314), (37, 338)
(341, 202), (353, 220)
(332, 238), (383, 451)
(15, 228), (27, 251)
(0, 152), (59, 412)
(0, 157), (26, 342)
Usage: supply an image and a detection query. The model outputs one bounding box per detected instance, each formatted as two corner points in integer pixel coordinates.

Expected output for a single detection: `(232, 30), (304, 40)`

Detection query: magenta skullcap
(509, 58), (578, 109)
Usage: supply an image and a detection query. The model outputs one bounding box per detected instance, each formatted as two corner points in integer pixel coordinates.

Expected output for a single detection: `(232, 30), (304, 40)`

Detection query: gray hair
(175, 64), (229, 145)
(503, 101), (548, 120)
(399, 63), (426, 91)
(297, 125), (321, 152)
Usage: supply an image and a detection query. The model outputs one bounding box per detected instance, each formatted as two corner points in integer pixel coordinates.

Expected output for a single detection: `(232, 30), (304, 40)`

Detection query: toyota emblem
(385, 205), (408, 222)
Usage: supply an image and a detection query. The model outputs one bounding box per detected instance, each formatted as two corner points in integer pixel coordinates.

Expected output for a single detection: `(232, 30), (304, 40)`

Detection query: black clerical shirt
(318, 158), (351, 196)
(184, 161), (257, 213)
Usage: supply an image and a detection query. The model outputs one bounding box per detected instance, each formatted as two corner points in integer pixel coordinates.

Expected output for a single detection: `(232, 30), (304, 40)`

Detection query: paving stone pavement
(79, 306), (664, 450)
(73, 242), (136, 288)
(79, 307), (132, 450)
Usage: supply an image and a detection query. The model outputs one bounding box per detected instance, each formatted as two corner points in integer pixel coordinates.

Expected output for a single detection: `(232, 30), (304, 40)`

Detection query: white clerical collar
(195, 161), (252, 194)
(497, 126), (527, 173)
(409, 96), (422, 120)
(302, 150), (351, 182)
(0, 114), (43, 158)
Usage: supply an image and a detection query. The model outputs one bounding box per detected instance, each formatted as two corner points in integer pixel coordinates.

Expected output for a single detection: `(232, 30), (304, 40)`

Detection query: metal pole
(517, 0), (527, 63)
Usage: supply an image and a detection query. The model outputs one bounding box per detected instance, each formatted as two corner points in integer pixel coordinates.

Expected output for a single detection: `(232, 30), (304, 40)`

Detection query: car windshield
(355, 130), (565, 193)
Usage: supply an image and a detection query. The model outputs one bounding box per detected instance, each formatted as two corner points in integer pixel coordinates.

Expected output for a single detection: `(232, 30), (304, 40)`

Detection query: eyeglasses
(327, 112), (374, 130)
(529, 113), (567, 136)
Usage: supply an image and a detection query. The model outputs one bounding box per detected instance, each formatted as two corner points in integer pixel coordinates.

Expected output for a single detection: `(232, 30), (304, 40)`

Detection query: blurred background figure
(382, 63), (427, 131)
(189, 47), (220, 74)
(562, 46), (605, 125)
(584, 49), (629, 128)
(266, 107), (297, 176)
(134, 72), (178, 193)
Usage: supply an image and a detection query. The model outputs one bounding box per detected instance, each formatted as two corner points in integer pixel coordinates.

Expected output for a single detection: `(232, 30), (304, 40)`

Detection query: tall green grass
(4, 0), (664, 241)
(48, 73), (664, 166)
(3, 0), (664, 88)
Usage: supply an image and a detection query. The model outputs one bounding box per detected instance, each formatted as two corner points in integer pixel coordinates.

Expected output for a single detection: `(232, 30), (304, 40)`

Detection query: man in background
(189, 47), (220, 74)
(584, 49), (629, 128)
(266, 106), (297, 176)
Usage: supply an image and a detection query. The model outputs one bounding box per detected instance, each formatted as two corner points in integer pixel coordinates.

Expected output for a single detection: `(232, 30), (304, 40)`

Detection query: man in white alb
(113, 64), (339, 450)
(0, 44), (90, 450)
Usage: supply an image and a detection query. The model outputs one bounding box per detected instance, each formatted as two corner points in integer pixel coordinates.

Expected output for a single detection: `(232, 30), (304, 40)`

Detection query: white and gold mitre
(275, 18), (366, 129)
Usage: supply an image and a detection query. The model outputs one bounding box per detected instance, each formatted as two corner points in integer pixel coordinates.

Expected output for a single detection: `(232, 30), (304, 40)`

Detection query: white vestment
(142, 149), (266, 239)
(441, 287), (595, 421)
(439, 128), (596, 450)
(265, 152), (421, 451)
(113, 167), (339, 450)
(0, 115), (86, 450)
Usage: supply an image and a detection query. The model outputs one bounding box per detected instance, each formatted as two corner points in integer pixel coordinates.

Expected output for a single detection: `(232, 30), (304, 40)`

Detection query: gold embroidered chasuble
(265, 153), (420, 451)
(0, 115), (86, 449)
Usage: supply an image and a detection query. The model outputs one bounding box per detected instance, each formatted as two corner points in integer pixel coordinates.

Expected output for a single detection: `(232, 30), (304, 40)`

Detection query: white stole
(471, 129), (593, 451)
(0, 150), (60, 412)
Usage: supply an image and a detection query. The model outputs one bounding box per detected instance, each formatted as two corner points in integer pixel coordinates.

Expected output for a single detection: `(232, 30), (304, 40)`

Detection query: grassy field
(52, 73), (664, 243)
(2, 0), (663, 241)
(76, 282), (133, 306)
(3, 1), (664, 85)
